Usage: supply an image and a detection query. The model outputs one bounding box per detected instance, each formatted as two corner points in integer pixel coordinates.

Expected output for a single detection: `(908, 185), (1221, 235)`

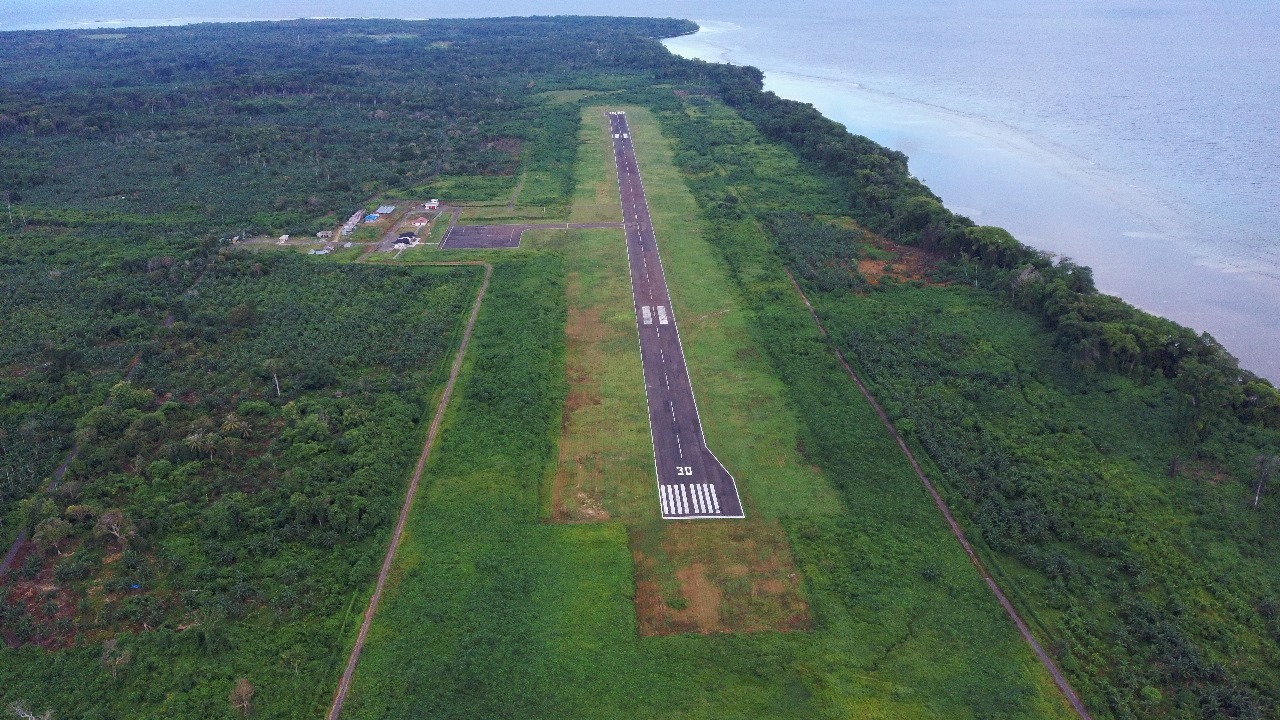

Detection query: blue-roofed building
(365, 214), (380, 222)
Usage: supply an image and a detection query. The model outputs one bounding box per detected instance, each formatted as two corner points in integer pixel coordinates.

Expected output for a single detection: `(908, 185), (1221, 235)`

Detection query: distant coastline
(0, 16), (304, 31)
(0, 11), (1273, 380)
(664, 24), (1280, 382)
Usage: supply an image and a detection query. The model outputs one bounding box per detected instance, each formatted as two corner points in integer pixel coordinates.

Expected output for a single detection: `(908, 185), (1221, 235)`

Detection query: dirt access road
(327, 262), (492, 720)
(785, 269), (1093, 720)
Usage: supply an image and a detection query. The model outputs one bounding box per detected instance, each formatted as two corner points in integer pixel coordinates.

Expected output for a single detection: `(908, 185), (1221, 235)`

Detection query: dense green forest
(2, 14), (1278, 720)
(0, 16), (693, 234)
(0, 17), (693, 718)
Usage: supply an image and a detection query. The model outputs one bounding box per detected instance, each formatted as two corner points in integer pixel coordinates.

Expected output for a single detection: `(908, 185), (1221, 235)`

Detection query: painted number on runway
(641, 306), (653, 325)
(676, 466), (692, 476)
(656, 306), (669, 325)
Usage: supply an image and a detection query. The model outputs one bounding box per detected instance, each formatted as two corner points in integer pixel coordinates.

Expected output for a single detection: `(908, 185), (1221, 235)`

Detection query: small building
(279, 234), (290, 242)
(376, 205), (397, 215)
(412, 216), (430, 226)
(364, 214), (380, 222)
(423, 199), (440, 210)
(397, 232), (418, 241)
(317, 230), (333, 239)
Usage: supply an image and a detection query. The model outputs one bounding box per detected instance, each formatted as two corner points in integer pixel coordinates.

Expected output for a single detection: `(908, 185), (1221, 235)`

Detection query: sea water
(663, 3), (1280, 381)
(5, 0), (1278, 379)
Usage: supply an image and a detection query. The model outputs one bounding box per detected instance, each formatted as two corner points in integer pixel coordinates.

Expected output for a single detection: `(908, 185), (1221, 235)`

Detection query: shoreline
(0, 14), (1273, 380)
(663, 26), (1280, 382)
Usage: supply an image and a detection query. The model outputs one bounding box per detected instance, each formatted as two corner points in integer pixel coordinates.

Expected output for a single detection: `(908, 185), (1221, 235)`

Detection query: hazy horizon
(5, 0), (1278, 379)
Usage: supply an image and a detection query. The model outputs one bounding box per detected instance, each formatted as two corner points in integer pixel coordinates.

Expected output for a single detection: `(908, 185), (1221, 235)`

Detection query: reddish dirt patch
(859, 240), (944, 285)
(675, 563), (722, 633)
(827, 216), (945, 285)
(632, 519), (811, 636)
(550, 271), (611, 522)
(1, 545), (80, 649)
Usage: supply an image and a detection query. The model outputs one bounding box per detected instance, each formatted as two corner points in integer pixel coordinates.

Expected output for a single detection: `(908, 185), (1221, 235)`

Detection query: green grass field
(567, 108), (625, 225)
(456, 205), (557, 224)
(541, 227), (653, 522)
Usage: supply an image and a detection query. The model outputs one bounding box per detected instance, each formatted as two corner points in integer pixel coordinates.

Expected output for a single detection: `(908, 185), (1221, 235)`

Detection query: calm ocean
(5, 0), (1278, 379)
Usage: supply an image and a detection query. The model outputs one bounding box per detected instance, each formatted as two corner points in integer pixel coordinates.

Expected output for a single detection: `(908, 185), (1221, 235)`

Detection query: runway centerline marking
(609, 109), (744, 520)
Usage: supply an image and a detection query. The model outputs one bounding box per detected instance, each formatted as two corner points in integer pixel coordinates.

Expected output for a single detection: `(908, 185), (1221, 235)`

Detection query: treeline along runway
(607, 111), (745, 520)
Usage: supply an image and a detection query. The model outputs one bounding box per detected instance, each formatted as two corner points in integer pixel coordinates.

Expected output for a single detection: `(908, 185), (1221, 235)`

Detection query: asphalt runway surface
(607, 110), (745, 520)
(441, 222), (623, 249)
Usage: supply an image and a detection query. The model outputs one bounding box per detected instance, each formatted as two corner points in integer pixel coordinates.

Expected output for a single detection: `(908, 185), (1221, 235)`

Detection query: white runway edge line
(612, 111), (745, 521)
(612, 110), (667, 520)
(607, 109), (745, 521)
(615, 111), (745, 520)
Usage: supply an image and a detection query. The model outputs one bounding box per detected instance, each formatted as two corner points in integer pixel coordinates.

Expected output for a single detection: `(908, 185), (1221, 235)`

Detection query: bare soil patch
(860, 239), (944, 285)
(551, 270), (609, 522)
(827, 216), (945, 285)
(2, 544), (80, 649)
(631, 519), (811, 636)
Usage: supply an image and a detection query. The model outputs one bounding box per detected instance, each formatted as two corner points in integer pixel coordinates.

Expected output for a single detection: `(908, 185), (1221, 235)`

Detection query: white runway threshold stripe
(656, 305), (669, 325)
(660, 483), (723, 517)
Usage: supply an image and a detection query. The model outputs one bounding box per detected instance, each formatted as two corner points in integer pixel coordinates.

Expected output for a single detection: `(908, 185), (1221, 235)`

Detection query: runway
(607, 110), (744, 520)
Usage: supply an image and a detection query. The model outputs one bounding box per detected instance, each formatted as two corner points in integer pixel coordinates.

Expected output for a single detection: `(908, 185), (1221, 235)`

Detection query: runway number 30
(676, 466), (693, 476)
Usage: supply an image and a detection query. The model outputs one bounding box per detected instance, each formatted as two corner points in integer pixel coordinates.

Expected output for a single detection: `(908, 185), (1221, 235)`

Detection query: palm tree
(221, 413), (251, 439)
(184, 432), (215, 460)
